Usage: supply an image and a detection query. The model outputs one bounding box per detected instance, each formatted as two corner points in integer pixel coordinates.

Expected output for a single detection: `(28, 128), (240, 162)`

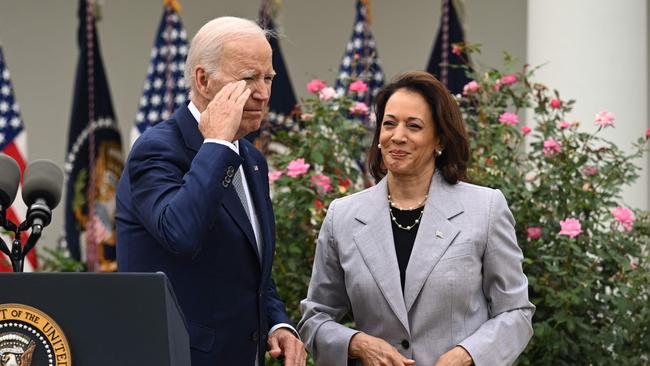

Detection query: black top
(390, 206), (424, 291)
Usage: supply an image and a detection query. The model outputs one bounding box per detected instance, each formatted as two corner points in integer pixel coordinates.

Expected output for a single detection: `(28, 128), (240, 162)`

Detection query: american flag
(0, 43), (37, 272)
(335, 0), (384, 123)
(131, 2), (188, 146)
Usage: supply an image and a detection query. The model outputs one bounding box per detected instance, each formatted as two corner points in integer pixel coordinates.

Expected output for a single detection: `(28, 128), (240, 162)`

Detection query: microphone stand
(0, 207), (42, 273)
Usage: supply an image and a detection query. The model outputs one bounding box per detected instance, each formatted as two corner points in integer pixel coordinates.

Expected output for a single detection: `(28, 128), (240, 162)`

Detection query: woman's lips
(388, 150), (409, 158)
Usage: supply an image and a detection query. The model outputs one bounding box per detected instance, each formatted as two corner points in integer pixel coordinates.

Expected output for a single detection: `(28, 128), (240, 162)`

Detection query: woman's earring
(377, 143), (382, 149)
(436, 148), (443, 157)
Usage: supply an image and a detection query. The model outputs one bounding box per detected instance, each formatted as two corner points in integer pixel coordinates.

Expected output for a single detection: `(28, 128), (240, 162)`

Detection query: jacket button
(401, 339), (410, 349)
(227, 166), (235, 175)
(251, 331), (259, 342)
(222, 180), (229, 188)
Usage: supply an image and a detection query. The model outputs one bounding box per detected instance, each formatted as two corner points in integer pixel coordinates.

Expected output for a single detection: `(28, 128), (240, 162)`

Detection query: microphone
(0, 153), (21, 214)
(21, 159), (64, 229)
(0, 154), (20, 257)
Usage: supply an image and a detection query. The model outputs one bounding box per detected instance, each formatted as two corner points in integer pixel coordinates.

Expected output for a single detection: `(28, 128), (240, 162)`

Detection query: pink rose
(525, 171), (537, 183)
(286, 158), (310, 177)
(498, 112), (519, 126)
(612, 206), (635, 232)
(500, 74), (518, 85)
(451, 45), (462, 56)
(559, 218), (582, 238)
(557, 120), (571, 129)
(311, 174), (332, 193)
(543, 138), (562, 156)
(581, 165), (598, 176)
(594, 110), (615, 128)
(527, 227), (542, 240)
(348, 80), (369, 93)
(462, 81), (479, 95)
(307, 79), (327, 93)
(493, 79), (502, 92)
(268, 171), (283, 184)
(520, 126), (532, 135)
(550, 98), (562, 109)
(301, 113), (314, 121)
(319, 87), (337, 101)
(646, 128), (650, 139)
(349, 101), (369, 115)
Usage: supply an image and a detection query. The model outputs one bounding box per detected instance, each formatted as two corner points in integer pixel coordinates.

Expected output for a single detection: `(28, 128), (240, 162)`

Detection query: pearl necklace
(388, 194), (428, 231)
(388, 194), (428, 211)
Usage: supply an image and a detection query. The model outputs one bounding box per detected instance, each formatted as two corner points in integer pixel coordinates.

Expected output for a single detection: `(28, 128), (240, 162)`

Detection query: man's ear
(194, 65), (210, 96)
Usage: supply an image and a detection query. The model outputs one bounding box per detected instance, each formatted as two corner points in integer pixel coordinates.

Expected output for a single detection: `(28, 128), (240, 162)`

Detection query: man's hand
(433, 346), (473, 366)
(348, 332), (415, 366)
(198, 80), (251, 141)
(267, 328), (307, 366)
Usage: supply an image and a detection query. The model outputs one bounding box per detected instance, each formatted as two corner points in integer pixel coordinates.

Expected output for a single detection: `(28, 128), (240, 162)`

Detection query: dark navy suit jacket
(116, 105), (291, 366)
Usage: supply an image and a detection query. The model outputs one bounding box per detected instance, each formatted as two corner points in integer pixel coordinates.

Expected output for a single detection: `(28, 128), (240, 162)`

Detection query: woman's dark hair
(367, 71), (470, 185)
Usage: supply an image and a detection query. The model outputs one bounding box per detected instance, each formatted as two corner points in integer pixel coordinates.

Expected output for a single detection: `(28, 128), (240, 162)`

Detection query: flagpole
(163, 0), (182, 116)
(440, 0), (450, 86)
(85, 0), (98, 272)
(164, 5), (174, 115)
(361, 0), (372, 123)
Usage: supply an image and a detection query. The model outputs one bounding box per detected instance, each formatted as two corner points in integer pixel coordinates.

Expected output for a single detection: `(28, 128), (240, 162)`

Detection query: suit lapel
(404, 172), (463, 312)
(222, 192), (259, 258)
(173, 108), (260, 262)
(353, 179), (410, 333)
(240, 142), (269, 264)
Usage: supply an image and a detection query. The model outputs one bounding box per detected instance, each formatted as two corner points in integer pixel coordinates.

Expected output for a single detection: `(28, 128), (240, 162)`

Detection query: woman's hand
(348, 332), (416, 366)
(433, 346), (473, 366)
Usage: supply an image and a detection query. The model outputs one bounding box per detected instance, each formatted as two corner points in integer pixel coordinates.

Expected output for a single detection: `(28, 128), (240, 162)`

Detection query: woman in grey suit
(298, 71), (534, 366)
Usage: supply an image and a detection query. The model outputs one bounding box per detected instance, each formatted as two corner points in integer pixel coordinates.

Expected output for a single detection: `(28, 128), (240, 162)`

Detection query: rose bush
(456, 44), (650, 364)
(267, 80), (369, 332)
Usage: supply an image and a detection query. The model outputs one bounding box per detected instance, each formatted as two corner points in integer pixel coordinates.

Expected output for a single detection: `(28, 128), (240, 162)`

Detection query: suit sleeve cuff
(269, 323), (301, 340)
(204, 139), (237, 153)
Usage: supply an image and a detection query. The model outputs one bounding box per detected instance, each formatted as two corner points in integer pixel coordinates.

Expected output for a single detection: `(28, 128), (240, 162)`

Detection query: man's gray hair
(184, 16), (271, 99)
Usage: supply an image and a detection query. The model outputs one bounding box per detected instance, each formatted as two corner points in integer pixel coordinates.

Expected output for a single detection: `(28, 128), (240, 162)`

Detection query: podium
(0, 272), (190, 366)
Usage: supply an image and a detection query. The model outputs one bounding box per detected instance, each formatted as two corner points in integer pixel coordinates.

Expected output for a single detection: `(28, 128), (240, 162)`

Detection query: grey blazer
(298, 173), (534, 366)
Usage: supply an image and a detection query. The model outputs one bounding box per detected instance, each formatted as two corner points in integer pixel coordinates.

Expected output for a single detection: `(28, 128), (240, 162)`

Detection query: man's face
(207, 35), (274, 139)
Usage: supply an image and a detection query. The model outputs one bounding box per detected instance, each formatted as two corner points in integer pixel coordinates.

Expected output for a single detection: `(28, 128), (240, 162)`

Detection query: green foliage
(266, 85), (368, 365)
(37, 246), (86, 272)
(269, 86), (369, 321)
(457, 44), (650, 364)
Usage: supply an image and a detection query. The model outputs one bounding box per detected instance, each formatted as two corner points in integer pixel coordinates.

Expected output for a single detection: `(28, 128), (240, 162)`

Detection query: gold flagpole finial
(163, 0), (182, 13)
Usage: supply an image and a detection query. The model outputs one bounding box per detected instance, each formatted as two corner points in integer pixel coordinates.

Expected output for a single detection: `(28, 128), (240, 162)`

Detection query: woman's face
(379, 88), (438, 178)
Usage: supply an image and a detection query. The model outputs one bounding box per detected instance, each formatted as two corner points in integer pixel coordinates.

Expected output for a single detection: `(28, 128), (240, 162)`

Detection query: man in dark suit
(116, 16), (306, 366)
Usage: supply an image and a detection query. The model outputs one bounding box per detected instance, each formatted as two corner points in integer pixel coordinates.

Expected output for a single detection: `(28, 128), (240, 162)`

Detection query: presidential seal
(0, 304), (71, 366)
